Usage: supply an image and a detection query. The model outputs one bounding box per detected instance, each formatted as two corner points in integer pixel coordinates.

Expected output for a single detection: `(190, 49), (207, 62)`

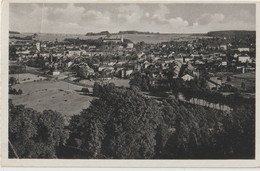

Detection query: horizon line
(9, 29), (256, 35)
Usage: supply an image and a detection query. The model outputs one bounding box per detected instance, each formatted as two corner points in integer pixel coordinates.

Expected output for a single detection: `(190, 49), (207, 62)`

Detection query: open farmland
(10, 80), (94, 117)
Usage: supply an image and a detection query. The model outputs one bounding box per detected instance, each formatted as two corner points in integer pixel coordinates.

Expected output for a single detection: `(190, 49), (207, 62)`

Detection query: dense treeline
(9, 84), (255, 159)
(9, 100), (69, 158)
(130, 72), (255, 110)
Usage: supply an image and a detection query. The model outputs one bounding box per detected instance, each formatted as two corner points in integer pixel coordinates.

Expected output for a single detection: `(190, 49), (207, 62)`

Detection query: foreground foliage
(9, 84), (255, 159)
(9, 100), (69, 158)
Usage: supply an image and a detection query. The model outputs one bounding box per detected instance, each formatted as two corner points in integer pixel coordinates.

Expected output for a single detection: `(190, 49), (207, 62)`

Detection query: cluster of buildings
(10, 33), (255, 92)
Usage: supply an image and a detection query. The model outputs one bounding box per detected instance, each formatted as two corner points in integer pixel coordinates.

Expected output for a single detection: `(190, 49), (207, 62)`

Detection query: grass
(10, 73), (46, 83)
(79, 78), (130, 87)
(10, 80), (94, 116)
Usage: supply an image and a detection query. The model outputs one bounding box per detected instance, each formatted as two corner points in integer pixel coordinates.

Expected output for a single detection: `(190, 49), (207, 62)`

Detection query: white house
(221, 61), (227, 66)
(181, 74), (194, 81)
(220, 44), (227, 50)
(238, 55), (251, 63)
(127, 43), (134, 49)
(238, 47), (249, 52)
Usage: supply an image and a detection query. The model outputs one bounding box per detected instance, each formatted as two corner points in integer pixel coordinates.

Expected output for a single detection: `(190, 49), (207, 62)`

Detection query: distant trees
(81, 88), (89, 94)
(129, 72), (150, 91)
(9, 87), (23, 95)
(9, 46), (17, 60)
(9, 101), (69, 158)
(241, 82), (246, 90)
(75, 65), (89, 79)
(9, 77), (18, 86)
(227, 76), (232, 82)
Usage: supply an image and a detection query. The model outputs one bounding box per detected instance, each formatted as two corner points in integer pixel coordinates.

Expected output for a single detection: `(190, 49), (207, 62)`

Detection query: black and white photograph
(2, 0), (258, 166)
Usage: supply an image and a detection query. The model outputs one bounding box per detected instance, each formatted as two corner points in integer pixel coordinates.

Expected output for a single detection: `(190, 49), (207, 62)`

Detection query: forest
(9, 83), (255, 159)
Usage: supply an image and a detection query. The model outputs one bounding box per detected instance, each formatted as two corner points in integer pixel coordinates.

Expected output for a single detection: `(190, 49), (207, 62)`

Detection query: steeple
(121, 35), (124, 42)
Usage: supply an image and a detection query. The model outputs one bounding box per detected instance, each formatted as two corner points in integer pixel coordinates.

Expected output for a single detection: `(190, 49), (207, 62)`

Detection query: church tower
(121, 35), (124, 42)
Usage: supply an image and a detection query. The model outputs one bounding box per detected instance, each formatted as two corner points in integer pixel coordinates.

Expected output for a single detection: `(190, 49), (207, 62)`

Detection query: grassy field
(10, 73), (47, 84)
(232, 72), (255, 79)
(227, 72), (255, 94)
(10, 33), (210, 44)
(79, 78), (130, 87)
(10, 80), (94, 117)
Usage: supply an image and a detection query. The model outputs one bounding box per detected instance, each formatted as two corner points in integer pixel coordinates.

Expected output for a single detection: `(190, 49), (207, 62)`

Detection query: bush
(81, 88), (89, 94)
(17, 89), (23, 95)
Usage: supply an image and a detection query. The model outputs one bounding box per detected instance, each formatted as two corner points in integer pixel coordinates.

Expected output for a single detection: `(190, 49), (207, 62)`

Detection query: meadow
(10, 73), (46, 84)
(10, 80), (94, 117)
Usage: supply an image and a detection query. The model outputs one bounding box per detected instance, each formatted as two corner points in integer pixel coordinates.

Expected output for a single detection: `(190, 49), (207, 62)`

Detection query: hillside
(207, 30), (255, 38)
(9, 31), (20, 34)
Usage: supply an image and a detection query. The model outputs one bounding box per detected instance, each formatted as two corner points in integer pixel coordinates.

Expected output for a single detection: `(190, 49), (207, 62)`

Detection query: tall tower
(36, 42), (41, 52)
(121, 35), (124, 42)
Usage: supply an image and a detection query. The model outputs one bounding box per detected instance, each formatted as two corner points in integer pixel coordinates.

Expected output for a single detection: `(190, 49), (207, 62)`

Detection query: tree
(9, 102), (69, 158)
(9, 46), (17, 59)
(9, 77), (18, 86)
(241, 82), (246, 90)
(227, 76), (231, 82)
(93, 82), (103, 97)
(81, 88), (89, 94)
(17, 89), (23, 95)
(67, 86), (164, 159)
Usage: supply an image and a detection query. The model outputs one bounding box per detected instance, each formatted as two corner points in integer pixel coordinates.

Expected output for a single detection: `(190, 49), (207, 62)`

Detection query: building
(221, 61), (227, 66)
(238, 55), (251, 63)
(103, 35), (124, 43)
(238, 47), (250, 52)
(120, 69), (133, 78)
(181, 74), (194, 81)
(220, 44), (227, 50)
(68, 50), (81, 57)
(51, 70), (60, 76)
(127, 43), (134, 49)
(36, 42), (41, 52)
(207, 77), (222, 90)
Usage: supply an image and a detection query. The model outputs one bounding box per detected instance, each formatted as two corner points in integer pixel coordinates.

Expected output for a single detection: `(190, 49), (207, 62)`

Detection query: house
(221, 61), (227, 66)
(173, 61), (182, 79)
(127, 43), (134, 49)
(89, 45), (96, 49)
(220, 44), (227, 50)
(51, 70), (60, 76)
(66, 61), (73, 68)
(181, 74), (194, 81)
(120, 69), (133, 78)
(68, 50), (81, 57)
(190, 51), (200, 58)
(16, 50), (30, 55)
(206, 77), (222, 90)
(238, 47), (249, 52)
(143, 61), (152, 69)
(238, 55), (251, 63)
(103, 35), (123, 43)
(137, 52), (145, 58)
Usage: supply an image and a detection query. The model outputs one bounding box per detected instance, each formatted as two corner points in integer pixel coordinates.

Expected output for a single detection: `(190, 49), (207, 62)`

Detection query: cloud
(196, 13), (224, 26)
(117, 4), (144, 24)
(9, 3), (255, 34)
(151, 5), (189, 27)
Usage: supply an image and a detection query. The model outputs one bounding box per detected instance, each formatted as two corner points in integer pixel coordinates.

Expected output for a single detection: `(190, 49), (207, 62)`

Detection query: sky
(10, 3), (256, 34)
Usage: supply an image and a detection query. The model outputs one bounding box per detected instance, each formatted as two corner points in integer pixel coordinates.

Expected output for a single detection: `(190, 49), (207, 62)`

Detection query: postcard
(1, 0), (259, 167)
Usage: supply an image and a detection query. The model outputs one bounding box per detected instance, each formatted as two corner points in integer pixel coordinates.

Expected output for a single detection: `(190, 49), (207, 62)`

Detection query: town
(9, 31), (255, 115)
